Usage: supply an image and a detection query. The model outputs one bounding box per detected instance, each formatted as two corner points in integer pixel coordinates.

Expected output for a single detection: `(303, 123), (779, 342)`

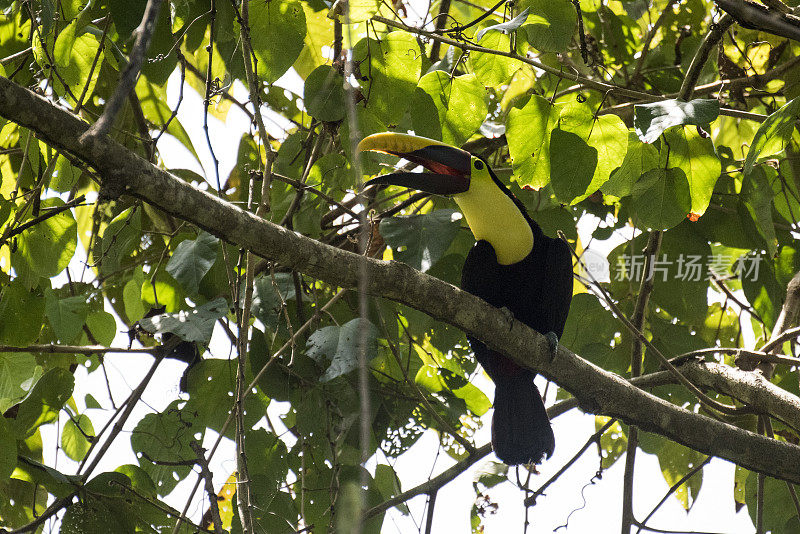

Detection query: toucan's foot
(499, 306), (515, 331)
(545, 331), (559, 361)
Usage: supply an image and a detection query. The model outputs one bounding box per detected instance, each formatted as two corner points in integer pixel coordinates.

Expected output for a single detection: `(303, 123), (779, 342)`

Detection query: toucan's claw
(499, 306), (515, 331)
(545, 331), (559, 361)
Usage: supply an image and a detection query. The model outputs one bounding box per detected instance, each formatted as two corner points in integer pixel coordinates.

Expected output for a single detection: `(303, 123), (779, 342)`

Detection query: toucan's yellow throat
(358, 133), (534, 265)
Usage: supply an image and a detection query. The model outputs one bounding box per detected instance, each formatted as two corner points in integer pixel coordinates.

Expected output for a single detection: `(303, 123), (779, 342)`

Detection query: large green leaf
(304, 65), (346, 122)
(379, 209), (463, 272)
(0, 351), (37, 414)
(634, 99), (719, 144)
(661, 126), (721, 218)
(630, 167), (691, 230)
(12, 198), (77, 280)
(61, 413), (94, 461)
(506, 95), (561, 189)
(249, 0), (306, 84)
(0, 280), (45, 345)
(165, 232), (219, 295)
(744, 469), (799, 533)
(520, 0), (576, 53)
(741, 166), (778, 256)
(48, 20), (102, 104)
(353, 32), (421, 126)
(130, 400), (199, 496)
(12, 368), (74, 438)
(306, 318), (379, 382)
(601, 132), (659, 198)
(44, 288), (89, 343)
(549, 102), (627, 203)
(639, 432), (705, 511)
(744, 96), (800, 175)
(183, 359), (270, 437)
(0, 416), (16, 480)
(413, 72), (488, 147)
(549, 128), (597, 203)
(470, 20), (526, 88)
(138, 297), (228, 344)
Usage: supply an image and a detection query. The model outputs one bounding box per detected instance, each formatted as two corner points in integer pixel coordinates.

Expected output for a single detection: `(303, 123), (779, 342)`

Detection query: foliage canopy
(1, 0), (800, 532)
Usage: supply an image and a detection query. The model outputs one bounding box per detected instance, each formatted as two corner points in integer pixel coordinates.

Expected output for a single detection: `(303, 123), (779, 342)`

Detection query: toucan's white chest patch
(454, 173), (533, 265)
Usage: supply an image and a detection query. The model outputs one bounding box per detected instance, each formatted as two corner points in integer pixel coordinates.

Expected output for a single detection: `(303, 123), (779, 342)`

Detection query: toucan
(358, 133), (573, 465)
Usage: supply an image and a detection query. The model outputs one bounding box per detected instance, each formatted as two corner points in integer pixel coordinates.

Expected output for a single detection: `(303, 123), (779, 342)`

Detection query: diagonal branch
(3, 74), (800, 485)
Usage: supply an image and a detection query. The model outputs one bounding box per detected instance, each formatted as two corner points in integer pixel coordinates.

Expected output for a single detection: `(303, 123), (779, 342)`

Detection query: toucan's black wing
(538, 234), (574, 339)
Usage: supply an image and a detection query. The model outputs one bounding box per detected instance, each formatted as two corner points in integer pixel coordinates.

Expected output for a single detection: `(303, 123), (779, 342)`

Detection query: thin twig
(189, 441), (225, 534)
(635, 456), (712, 533)
(524, 419), (615, 507)
(81, 0), (164, 140)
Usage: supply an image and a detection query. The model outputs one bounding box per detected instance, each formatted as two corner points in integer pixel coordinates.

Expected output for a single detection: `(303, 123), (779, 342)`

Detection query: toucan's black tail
(491, 372), (554, 465)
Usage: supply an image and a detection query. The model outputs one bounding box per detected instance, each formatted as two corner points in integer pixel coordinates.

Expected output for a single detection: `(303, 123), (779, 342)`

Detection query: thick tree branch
(3, 75), (800, 485)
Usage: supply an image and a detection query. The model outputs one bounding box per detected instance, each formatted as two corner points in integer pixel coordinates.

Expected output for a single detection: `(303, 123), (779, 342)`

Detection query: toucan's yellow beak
(357, 132), (472, 195)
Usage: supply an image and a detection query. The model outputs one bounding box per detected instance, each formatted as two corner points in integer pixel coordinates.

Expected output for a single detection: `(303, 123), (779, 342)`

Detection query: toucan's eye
(474, 160), (484, 170)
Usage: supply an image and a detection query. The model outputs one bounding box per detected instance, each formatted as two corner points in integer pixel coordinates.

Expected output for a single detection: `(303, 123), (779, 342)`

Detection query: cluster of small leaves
(0, 0), (799, 532)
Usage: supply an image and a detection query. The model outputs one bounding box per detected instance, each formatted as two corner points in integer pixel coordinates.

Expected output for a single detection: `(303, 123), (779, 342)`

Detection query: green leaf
(586, 114), (630, 200)
(345, 0), (380, 22)
(596, 417), (627, 468)
(413, 72), (488, 147)
(638, 432), (705, 510)
(140, 275), (185, 313)
(414, 365), (490, 416)
(61, 499), (125, 534)
(62, 413), (94, 461)
(741, 166), (777, 256)
(306, 318), (379, 382)
(0, 417), (16, 479)
(183, 359), (269, 436)
(601, 132), (660, 198)
(13, 368), (74, 437)
(138, 297), (228, 344)
(630, 167), (691, 230)
(115, 464), (158, 499)
(85, 310), (117, 347)
(473, 460), (508, 490)
(50, 20), (102, 104)
(341, 107), (387, 175)
(108, 0), (145, 38)
(744, 96), (800, 175)
(661, 126), (721, 218)
(634, 99), (720, 144)
(0, 280), (45, 345)
(12, 198), (77, 279)
(745, 471), (800, 532)
(374, 464), (409, 515)
(131, 400), (198, 496)
(549, 128), (598, 204)
(0, 352), (38, 413)
(123, 274), (146, 323)
(249, 0), (306, 84)
(506, 95), (561, 189)
(45, 288), (88, 342)
(353, 32), (422, 126)
(520, 0), (576, 53)
(251, 273), (296, 328)
(165, 232), (219, 295)
(304, 65), (346, 122)
(379, 209), (463, 272)
(470, 22), (526, 88)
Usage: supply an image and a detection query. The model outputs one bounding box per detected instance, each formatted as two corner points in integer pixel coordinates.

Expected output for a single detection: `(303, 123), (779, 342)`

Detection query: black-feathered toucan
(358, 132), (573, 465)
